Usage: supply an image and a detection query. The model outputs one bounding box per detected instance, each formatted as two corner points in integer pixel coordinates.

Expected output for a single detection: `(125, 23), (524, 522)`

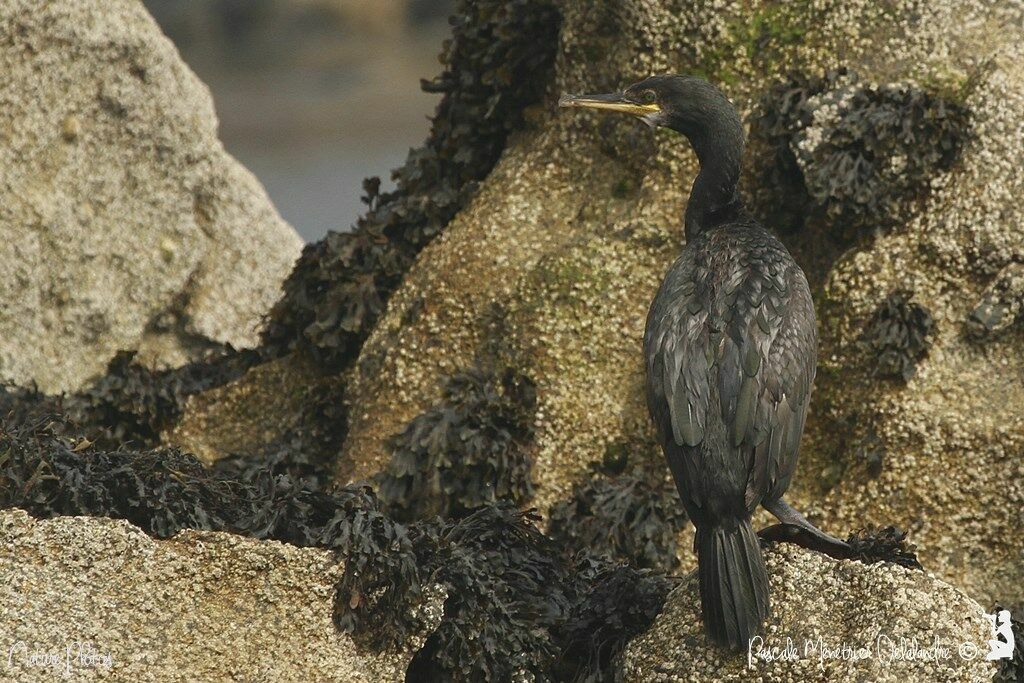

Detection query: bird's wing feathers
(645, 255), (710, 509)
(646, 258), (708, 449)
(735, 258), (816, 509)
(645, 236), (816, 515)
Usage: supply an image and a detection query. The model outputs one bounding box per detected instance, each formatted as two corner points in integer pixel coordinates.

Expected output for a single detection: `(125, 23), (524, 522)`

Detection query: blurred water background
(144, 0), (454, 241)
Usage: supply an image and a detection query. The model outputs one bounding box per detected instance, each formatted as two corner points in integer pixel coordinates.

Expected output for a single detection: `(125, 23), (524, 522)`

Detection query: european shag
(560, 75), (850, 649)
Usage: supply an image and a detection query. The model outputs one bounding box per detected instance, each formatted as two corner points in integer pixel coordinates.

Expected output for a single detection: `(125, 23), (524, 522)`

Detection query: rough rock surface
(166, 353), (321, 464)
(623, 543), (997, 682)
(332, 0), (1024, 606)
(339, 0), (690, 495)
(0, 0), (302, 393)
(0, 509), (427, 682)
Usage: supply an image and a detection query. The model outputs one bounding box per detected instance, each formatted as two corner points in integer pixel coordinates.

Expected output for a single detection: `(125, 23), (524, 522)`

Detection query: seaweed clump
(0, 348), (258, 450)
(552, 561), (676, 683)
(349, 505), (674, 682)
(861, 290), (935, 381)
(0, 347), (349, 485)
(261, 0), (561, 369)
(966, 262), (1024, 339)
(845, 525), (922, 570)
(0, 409), (361, 543)
(548, 470), (686, 572)
(63, 349), (259, 448)
(751, 69), (970, 241)
(404, 505), (578, 681)
(0, 413), (667, 682)
(375, 366), (537, 522)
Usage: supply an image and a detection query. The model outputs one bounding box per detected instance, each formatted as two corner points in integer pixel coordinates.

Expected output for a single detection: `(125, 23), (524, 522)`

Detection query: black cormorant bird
(560, 75), (850, 649)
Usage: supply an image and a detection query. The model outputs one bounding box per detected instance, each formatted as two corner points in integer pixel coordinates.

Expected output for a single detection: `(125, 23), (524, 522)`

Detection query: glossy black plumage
(644, 219), (815, 647)
(644, 221), (816, 520)
(562, 75), (823, 649)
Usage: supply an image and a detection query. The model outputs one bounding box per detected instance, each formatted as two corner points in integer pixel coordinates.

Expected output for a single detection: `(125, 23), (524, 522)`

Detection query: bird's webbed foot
(757, 522), (854, 560)
(758, 498), (854, 561)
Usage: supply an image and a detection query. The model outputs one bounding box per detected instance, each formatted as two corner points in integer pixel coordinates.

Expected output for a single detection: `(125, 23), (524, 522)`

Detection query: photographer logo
(985, 610), (1015, 661)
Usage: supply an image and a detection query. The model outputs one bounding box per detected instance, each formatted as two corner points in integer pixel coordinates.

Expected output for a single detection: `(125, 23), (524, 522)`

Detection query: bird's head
(560, 74), (746, 237)
(559, 74), (740, 142)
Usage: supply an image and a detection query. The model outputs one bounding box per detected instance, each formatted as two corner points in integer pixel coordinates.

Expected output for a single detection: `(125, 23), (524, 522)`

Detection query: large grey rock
(0, 0), (302, 393)
(0, 509), (429, 682)
(624, 544), (998, 682)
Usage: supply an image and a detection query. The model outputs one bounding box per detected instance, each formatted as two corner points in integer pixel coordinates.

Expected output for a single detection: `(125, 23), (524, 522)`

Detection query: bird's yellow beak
(558, 92), (661, 117)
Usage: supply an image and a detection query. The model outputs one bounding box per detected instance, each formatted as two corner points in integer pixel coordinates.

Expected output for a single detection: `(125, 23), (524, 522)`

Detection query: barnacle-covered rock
(34, 0), (1019, 667)
(0, 0), (301, 393)
(800, 16), (1024, 606)
(13, 0), (1024, 678)
(0, 509), (431, 683)
(163, 352), (334, 465)
(624, 543), (997, 682)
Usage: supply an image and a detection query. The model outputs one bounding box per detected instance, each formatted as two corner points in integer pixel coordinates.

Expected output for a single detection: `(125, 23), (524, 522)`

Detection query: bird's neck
(681, 125), (744, 240)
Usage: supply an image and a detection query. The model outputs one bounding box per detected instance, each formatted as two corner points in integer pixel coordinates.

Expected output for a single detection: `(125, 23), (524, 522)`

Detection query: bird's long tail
(695, 519), (770, 649)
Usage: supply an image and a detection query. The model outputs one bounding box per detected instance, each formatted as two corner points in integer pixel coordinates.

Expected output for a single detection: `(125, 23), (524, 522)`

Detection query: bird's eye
(641, 90), (657, 104)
